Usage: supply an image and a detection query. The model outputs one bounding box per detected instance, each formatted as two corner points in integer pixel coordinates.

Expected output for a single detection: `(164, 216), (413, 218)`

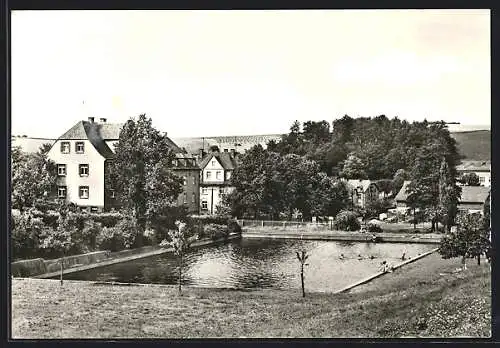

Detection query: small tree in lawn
(160, 221), (194, 294)
(296, 250), (309, 298)
(438, 212), (489, 271)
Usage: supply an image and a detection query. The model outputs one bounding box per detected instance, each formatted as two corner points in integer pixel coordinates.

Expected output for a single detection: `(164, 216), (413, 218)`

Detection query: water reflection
(65, 238), (434, 293)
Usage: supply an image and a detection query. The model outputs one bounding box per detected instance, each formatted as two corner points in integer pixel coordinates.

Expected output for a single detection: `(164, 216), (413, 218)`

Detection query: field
(451, 130), (491, 160)
(11, 252), (490, 338)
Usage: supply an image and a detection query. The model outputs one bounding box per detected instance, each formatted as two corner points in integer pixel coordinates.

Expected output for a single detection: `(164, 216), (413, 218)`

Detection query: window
(91, 206), (98, 213)
(216, 171), (221, 180)
(60, 142), (70, 154)
(192, 177), (196, 185)
(211, 160), (215, 166)
(57, 186), (67, 198)
(226, 171), (231, 180)
(224, 149), (228, 152)
(110, 189), (116, 198)
(192, 193), (195, 203)
(57, 164), (66, 176)
(183, 177), (187, 186)
(202, 201), (208, 210)
(206, 171), (211, 179)
(183, 192), (187, 204)
(480, 176), (485, 184)
(202, 188), (208, 195)
(75, 142), (85, 154)
(79, 164), (89, 176)
(79, 186), (89, 199)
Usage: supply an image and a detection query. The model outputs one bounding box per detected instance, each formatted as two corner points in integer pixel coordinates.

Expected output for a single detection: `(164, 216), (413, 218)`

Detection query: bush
(204, 223), (229, 241)
(227, 219), (242, 234)
(11, 212), (46, 260)
(96, 218), (137, 252)
(80, 220), (103, 251)
(367, 224), (383, 233)
(333, 210), (361, 231)
(88, 212), (123, 228)
(189, 215), (232, 226)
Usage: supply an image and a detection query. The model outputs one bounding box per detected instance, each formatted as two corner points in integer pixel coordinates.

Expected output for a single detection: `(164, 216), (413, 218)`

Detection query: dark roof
(395, 180), (490, 204)
(456, 160), (491, 172)
(56, 120), (184, 159)
(394, 181), (412, 202)
(459, 186), (490, 204)
(199, 152), (238, 170)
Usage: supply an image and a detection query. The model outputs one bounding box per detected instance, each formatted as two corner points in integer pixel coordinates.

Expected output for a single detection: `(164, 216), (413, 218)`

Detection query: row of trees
(267, 116), (462, 180)
(223, 116), (462, 227)
(222, 145), (351, 220)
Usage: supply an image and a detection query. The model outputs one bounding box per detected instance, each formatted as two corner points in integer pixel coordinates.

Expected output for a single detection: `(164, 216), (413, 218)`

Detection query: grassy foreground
(11, 253), (490, 339)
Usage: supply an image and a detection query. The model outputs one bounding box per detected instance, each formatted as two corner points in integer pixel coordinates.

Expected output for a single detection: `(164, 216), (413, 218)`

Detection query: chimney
(88, 117), (95, 123)
(100, 118), (107, 123)
(199, 148), (205, 159)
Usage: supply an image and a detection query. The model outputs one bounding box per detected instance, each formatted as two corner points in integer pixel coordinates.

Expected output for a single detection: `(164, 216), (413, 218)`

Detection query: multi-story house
(394, 180), (490, 215)
(346, 179), (380, 209)
(47, 117), (199, 212)
(172, 153), (201, 214)
(199, 150), (238, 215)
(456, 160), (491, 187)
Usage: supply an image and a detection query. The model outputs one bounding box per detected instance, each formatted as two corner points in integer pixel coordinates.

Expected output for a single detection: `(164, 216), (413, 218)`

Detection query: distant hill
(11, 136), (55, 154)
(11, 129), (490, 161)
(451, 130), (491, 161)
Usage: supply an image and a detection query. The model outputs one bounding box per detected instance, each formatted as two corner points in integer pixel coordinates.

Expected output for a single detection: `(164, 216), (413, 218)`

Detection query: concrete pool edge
(334, 247), (439, 294)
(241, 230), (442, 244)
(32, 233), (242, 279)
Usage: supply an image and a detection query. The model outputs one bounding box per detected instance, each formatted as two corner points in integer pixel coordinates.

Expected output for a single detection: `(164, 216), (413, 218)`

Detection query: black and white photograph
(9, 9), (491, 339)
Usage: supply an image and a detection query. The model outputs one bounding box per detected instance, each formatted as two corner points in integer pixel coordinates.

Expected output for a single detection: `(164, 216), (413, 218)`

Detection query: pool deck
(334, 247), (439, 294)
(33, 233), (241, 279)
(241, 228), (443, 244)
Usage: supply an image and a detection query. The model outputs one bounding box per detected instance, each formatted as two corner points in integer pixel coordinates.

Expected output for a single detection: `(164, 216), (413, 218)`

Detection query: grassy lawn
(11, 253), (490, 339)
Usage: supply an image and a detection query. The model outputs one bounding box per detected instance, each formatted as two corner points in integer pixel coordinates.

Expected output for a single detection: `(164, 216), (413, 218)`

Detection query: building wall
(202, 157), (225, 183)
(458, 170), (491, 187)
(200, 185), (235, 214)
(48, 139), (106, 208)
(363, 185), (379, 207)
(105, 140), (119, 152)
(174, 168), (200, 214)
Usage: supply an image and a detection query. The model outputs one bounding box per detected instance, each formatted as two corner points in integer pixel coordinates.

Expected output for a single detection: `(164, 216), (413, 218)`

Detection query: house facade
(456, 160), (491, 187)
(394, 181), (490, 214)
(172, 154), (201, 214)
(346, 179), (380, 209)
(47, 117), (199, 212)
(199, 150), (238, 215)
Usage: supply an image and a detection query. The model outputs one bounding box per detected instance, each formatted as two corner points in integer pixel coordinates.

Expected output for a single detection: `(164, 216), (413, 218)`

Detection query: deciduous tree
(11, 146), (58, 212)
(106, 114), (183, 246)
(439, 213), (490, 270)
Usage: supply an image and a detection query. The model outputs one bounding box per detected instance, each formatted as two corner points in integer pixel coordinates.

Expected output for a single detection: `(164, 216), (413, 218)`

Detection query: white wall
(105, 140), (119, 153)
(200, 185), (235, 214)
(48, 139), (106, 207)
(202, 156), (225, 183)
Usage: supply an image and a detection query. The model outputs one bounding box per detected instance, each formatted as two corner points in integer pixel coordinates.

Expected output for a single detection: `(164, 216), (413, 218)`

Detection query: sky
(11, 9), (490, 138)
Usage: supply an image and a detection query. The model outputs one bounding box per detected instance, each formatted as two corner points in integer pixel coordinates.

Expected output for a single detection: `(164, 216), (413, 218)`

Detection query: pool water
(63, 238), (434, 293)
